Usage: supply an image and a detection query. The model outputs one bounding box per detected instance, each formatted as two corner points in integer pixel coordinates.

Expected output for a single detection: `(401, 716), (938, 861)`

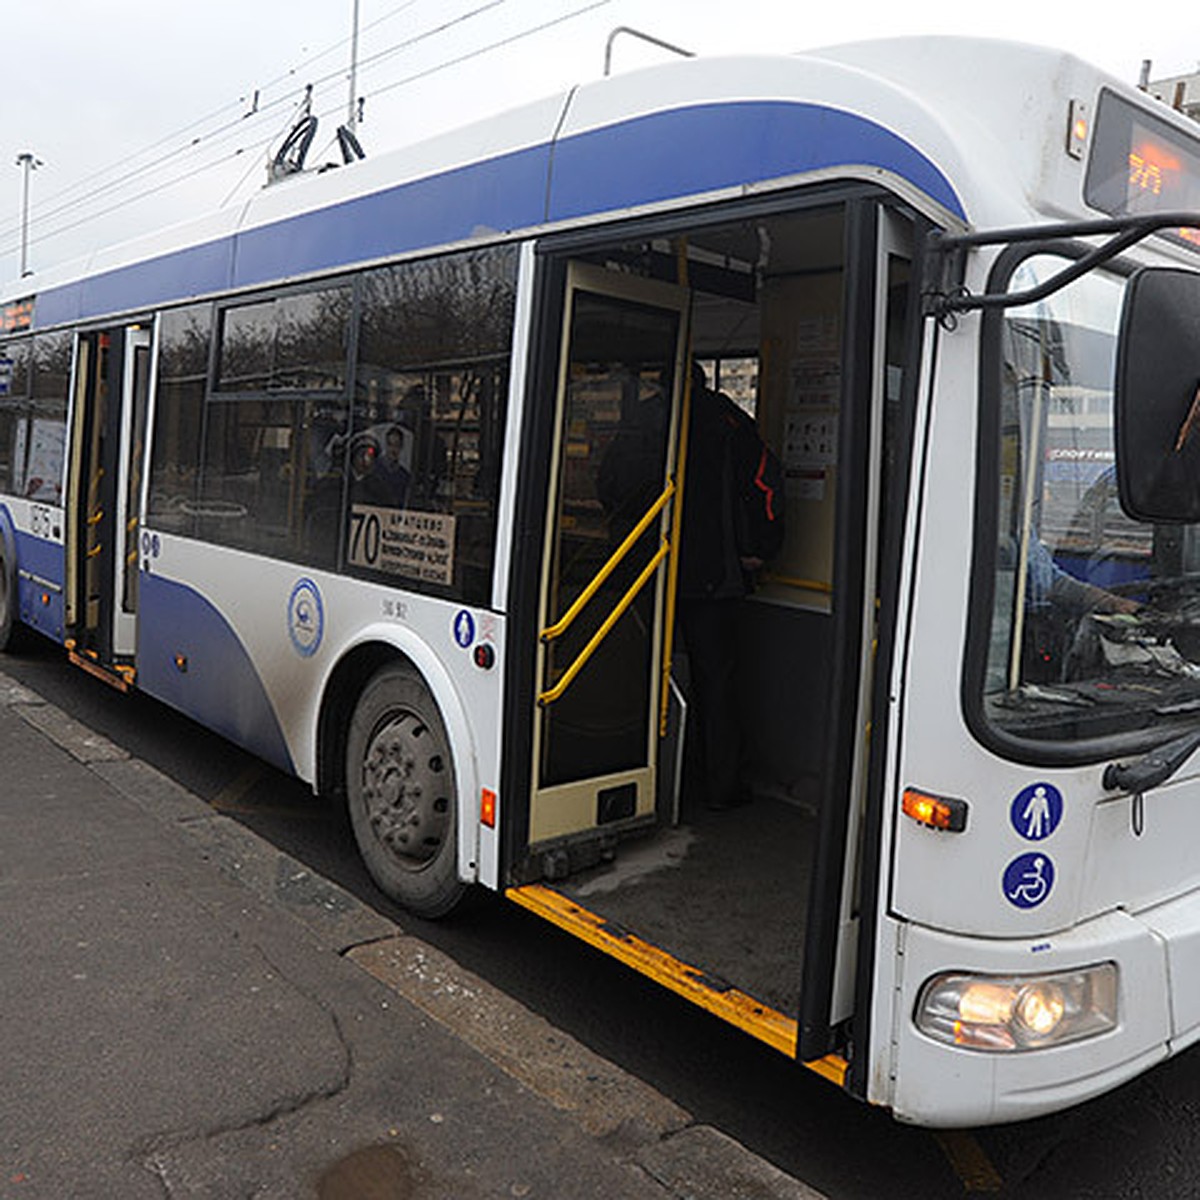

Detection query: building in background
(1144, 63), (1200, 121)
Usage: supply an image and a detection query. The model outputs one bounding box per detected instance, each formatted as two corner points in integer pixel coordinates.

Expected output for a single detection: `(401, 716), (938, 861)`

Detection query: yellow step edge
(67, 650), (131, 693)
(506, 882), (847, 1087)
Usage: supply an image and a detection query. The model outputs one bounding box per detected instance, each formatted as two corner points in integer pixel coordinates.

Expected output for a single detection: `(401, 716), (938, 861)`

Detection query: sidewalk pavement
(0, 668), (827, 1200)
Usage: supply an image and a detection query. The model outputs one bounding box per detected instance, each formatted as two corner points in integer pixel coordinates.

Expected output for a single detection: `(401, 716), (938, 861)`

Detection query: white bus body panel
(137, 535), (506, 888)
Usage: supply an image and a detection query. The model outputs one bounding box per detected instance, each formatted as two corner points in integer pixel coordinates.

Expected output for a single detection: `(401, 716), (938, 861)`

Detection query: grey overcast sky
(3, 0), (1199, 282)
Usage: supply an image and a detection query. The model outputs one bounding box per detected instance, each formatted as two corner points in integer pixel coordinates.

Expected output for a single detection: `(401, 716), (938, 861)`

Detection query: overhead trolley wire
(0, 0), (432, 234)
(2, 0), (609, 264)
(369, 0), (612, 101)
(0, 0), (507, 254)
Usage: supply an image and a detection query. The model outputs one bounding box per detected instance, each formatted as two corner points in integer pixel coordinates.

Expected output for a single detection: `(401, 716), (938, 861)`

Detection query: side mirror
(1114, 266), (1200, 523)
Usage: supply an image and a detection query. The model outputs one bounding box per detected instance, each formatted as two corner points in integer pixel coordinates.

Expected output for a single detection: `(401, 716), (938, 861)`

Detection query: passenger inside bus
(677, 363), (784, 811)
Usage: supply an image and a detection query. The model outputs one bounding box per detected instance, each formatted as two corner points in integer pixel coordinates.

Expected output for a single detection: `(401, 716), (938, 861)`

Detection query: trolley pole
(15, 152), (41, 278)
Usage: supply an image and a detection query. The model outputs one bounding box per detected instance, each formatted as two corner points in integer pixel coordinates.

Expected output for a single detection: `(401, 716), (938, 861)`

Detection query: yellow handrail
(762, 573), (834, 595)
(540, 480), (675, 644)
(539, 538), (671, 707)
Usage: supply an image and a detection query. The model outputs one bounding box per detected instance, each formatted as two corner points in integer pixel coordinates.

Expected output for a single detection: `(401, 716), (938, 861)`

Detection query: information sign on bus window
(347, 503), (456, 586)
(1086, 89), (1200, 247)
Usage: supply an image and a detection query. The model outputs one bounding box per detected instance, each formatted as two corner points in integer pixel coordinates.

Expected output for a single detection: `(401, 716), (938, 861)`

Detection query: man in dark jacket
(677, 366), (781, 810)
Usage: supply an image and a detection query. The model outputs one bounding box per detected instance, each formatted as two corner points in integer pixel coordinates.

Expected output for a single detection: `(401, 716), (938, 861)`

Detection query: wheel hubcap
(361, 711), (449, 867)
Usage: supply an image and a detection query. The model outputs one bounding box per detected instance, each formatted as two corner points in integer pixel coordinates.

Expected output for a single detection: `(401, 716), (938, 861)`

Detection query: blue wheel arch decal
(138, 572), (295, 775)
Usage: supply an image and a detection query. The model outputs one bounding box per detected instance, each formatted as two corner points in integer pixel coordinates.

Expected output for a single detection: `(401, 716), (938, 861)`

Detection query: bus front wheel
(345, 663), (467, 918)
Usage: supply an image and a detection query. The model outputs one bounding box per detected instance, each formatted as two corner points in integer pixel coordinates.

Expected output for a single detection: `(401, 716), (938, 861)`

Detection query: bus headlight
(915, 963), (1118, 1051)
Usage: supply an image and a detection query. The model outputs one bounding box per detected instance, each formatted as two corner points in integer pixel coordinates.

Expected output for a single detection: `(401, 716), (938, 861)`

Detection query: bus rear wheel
(0, 541), (17, 653)
(345, 663), (466, 918)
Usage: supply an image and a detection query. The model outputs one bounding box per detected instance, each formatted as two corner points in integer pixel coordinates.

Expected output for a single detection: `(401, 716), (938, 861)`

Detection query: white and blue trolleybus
(6, 35), (1200, 1125)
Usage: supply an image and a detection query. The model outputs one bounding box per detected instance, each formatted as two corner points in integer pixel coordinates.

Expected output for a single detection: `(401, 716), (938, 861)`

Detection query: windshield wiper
(1011, 684), (1096, 708)
(1103, 728), (1200, 794)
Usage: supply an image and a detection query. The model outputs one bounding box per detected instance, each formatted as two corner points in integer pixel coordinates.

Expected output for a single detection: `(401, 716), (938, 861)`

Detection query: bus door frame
(798, 199), (916, 1061)
(110, 326), (151, 659)
(64, 321), (151, 678)
(526, 262), (690, 859)
(842, 208), (938, 1097)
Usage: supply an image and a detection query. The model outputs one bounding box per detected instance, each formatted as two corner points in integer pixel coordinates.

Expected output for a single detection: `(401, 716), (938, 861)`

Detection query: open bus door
(509, 199), (913, 1085)
(526, 264), (690, 856)
(64, 324), (151, 688)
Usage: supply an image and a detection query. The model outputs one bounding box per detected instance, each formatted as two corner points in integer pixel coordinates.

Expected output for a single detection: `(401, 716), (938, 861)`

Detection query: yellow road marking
(210, 763), (267, 812)
(934, 1130), (1004, 1192)
(209, 763), (327, 820)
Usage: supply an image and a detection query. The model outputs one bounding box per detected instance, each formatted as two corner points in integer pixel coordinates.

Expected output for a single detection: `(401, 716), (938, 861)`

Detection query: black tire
(0, 539), (17, 654)
(345, 663), (466, 918)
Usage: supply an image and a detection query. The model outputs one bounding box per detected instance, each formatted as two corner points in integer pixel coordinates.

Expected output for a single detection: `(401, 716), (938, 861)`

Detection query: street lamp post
(15, 152), (41, 278)
(347, 0), (361, 132)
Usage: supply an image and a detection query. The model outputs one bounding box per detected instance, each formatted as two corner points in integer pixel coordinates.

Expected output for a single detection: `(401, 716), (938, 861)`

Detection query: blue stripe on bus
(138, 572), (295, 775)
(32, 100), (963, 328)
(37, 239), (237, 328)
(546, 101), (964, 223)
(231, 142), (552, 288)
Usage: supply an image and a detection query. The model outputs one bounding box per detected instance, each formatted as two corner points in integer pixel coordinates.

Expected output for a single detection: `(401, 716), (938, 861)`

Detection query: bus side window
(0, 339), (31, 496)
(149, 304), (211, 537)
(28, 332), (72, 505)
(190, 287), (351, 569)
(347, 246), (517, 604)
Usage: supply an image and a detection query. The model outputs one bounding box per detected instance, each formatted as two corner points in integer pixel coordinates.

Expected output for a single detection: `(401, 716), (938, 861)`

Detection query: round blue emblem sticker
(288, 578), (324, 658)
(1010, 782), (1063, 841)
(1003, 853), (1055, 910)
(453, 609), (476, 649)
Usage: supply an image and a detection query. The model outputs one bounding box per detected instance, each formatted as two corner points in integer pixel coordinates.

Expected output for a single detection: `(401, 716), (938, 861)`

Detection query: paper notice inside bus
(348, 504), (456, 586)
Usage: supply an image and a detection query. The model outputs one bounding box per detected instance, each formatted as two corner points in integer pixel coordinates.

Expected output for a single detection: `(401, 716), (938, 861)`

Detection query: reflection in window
(147, 250), (516, 592)
(0, 333), (71, 502)
(982, 260), (1200, 749)
(198, 394), (348, 569)
(0, 338), (30, 496)
(349, 246), (517, 603)
(217, 288), (351, 393)
(27, 332), (72, 503)
(149, 305), (211, 535)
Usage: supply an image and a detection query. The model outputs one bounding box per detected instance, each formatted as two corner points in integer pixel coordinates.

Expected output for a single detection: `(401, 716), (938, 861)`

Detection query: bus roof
(2, 36), (1184, 330)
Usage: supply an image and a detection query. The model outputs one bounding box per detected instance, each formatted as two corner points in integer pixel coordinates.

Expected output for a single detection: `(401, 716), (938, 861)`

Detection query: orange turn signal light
(902, 787), (968, 833)
(481, 788), (497, 829)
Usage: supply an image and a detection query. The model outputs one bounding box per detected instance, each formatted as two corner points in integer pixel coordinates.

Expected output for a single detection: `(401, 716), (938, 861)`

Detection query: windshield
(980, 255), (1200, 749)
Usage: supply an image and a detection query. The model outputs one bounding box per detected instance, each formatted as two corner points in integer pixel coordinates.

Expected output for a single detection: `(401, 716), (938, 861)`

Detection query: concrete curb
(0, 667), (828, 1200)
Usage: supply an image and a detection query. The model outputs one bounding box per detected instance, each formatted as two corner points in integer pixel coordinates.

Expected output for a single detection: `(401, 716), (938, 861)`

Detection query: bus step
(507, 882), (845, 1085)
(68, 650), (135, 692)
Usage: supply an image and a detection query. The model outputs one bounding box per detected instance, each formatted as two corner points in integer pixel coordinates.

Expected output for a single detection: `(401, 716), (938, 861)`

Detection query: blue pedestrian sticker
(1003, 853), (1055, 910)
(453, 609), (476, 649)
(287, 578), (324, 658)
(1010, 782), (1063, 841)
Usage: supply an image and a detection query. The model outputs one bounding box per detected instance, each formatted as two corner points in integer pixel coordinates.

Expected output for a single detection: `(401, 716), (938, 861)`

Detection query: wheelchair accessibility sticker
(1010, 782), (1063, 841)
(1004, 853), (1054, 910)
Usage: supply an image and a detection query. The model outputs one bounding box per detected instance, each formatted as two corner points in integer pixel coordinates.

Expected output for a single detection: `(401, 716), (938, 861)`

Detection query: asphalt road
(7, 636), (1200, 1199)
